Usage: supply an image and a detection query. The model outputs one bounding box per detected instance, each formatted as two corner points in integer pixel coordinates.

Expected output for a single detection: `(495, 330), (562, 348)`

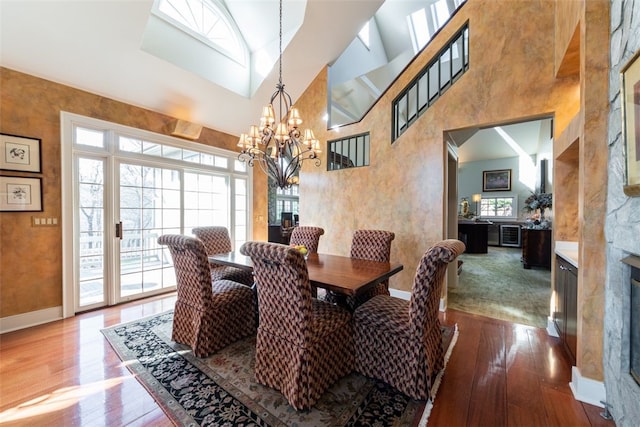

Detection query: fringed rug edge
(417, 322), (459, 427)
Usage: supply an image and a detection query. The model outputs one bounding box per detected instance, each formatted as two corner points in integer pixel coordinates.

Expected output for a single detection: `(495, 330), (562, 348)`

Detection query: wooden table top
(209, 252), (403, 297)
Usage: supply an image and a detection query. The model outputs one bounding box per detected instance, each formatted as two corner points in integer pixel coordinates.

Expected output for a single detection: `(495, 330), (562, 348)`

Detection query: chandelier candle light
(237, 0), (321, 189)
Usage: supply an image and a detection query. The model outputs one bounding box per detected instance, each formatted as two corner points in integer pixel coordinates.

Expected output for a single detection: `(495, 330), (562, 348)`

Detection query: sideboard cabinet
(521, 228), (552, 269)
(554, 255), (578, 364)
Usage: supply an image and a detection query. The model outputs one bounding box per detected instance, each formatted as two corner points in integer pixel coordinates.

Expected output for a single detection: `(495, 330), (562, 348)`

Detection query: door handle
(115, 222), (123, 240)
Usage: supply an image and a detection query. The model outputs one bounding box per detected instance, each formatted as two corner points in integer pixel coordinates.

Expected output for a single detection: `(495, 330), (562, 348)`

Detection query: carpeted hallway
(448, 246), (551, 328)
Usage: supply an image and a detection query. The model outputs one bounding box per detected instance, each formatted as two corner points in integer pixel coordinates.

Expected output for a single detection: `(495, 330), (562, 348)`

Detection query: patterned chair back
(240, 241), (312, 346)
(350, 229), (395, 262)
(289, 226), (325, 253)
(157, 234), (214, 310)
(408, 239), (466, 336)
(192, 226), (233, 255)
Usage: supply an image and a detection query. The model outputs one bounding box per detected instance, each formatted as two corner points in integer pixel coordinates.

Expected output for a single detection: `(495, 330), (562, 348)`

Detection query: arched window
(155, 0), (247, 65)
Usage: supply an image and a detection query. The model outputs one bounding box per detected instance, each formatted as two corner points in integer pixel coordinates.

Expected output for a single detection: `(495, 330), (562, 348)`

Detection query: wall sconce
(472, 193), (482, 215)
(170, 119), (203, 140)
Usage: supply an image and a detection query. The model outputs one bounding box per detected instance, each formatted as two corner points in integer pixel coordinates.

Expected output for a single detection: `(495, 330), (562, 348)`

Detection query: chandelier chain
(236, 0), (321, 189)
(278, 0), (283, 88)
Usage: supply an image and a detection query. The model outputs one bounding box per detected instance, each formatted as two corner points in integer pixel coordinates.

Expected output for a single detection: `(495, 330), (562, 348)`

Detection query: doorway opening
(445, 116), (553, 328)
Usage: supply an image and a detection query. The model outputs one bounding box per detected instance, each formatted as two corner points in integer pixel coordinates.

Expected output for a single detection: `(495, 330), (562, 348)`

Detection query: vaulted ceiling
(1, 0), (545, 161)
(0, 0), (381, 137)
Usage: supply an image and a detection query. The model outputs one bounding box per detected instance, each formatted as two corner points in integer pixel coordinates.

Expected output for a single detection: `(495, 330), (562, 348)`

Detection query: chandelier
(237, 0), (321, 189)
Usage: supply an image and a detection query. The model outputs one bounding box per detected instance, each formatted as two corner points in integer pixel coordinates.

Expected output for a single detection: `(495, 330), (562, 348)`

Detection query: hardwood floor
(431, 309), (614, 427)
(0, 294), (614, 426)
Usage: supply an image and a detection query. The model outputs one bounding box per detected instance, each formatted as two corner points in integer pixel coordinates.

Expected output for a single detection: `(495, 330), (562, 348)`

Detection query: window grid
(392, 23), (469, 142)
(328, 133), (370, 171)
(480, 197), (516, 218)
(69, 119), (250, 308)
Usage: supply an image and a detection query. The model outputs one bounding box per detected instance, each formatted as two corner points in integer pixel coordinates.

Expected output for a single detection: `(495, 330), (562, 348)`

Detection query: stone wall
(605, 0), (640, 424)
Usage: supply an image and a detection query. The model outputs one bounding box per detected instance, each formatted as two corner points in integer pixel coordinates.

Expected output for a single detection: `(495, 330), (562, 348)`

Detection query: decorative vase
(540, 208), (545, 221)
(460, 198), (469, 216)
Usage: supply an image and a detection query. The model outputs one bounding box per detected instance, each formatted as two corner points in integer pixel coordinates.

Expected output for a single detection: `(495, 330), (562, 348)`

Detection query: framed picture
(0, 133), (42, 173)
(483, 169), (511, 192)
(621, 49), (640, 196)
(0, 175), (43, 212)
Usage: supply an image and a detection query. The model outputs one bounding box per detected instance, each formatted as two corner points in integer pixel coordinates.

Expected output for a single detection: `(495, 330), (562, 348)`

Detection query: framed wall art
(483, 169), (511, 192)
(0, 175), (43, 212)
(621, 49), (640, 197)
(0, 133), (42, 173)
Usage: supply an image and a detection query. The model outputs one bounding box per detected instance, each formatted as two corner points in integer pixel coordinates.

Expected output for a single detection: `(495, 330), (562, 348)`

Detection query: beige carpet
(449, 246), (551, 328)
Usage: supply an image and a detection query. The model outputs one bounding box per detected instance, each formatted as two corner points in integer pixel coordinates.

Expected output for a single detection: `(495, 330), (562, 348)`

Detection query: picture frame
(483, 169), (511, 192)
(0, 133), (42, 173)
(621, 49), (640, 196)
(0, 175), (43, 212)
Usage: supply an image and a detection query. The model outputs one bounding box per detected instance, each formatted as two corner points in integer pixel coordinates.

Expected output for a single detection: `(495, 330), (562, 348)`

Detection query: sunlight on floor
(0, 377), (127, 423)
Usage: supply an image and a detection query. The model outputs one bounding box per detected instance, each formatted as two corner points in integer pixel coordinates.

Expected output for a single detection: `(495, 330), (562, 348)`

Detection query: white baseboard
(390, 289), (411, 300)
(389, 289), (447, 311)
(0, 306), (63, 334)
(569, 366), (606, 408)
(547, 316), (559, 337)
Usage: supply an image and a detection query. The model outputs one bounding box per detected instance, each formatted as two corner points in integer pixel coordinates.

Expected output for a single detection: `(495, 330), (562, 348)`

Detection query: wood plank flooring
(0, 294), (615, 426)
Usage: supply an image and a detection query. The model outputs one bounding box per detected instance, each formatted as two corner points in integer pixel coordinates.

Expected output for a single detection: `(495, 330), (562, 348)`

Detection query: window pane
(183, 149), (200, 163)
(119, 136), (142, 153)
(76, 127), (105, 148)
(214, 156), (228, 168)
(480, 197), (515, 217)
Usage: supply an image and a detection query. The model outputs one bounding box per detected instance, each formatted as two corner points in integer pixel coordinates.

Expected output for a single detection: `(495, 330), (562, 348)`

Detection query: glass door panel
(183, 171), (229, 232)
(118, 162), (179, 301)
(77, 156), (106, 309)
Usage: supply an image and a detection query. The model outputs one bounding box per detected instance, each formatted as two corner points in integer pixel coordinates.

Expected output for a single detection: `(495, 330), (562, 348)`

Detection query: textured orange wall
(555, 0), (582, 76)
(0, 67), (267, 318)
(296, 0), (580, 292)
(576, 0), (609, 381)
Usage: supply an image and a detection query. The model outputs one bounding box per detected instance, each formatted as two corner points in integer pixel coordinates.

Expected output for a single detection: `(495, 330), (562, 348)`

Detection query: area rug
(102, 311), (458, 426)
(450, 246), (551, 328)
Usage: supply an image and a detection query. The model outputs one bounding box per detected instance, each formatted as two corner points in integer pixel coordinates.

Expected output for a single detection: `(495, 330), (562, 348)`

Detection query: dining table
(208, 251), (403, 298)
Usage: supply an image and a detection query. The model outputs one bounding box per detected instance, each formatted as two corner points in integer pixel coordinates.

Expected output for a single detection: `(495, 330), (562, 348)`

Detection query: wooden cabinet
(458, 221), (489, 253)
(521, 228), (551, 269)
(554, 256), (578, 365)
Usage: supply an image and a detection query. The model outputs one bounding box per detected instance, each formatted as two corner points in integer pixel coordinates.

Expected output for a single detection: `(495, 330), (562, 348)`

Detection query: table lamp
(472, 194), (482, 216)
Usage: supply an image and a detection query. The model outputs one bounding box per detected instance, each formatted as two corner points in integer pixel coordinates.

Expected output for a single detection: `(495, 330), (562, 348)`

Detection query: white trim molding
(547, 316), (559, 337)
(569, 366), (606, 408)
(389, 289), (449, 312)
(0, 306), (63, 334)
(390, 289), (411, 300)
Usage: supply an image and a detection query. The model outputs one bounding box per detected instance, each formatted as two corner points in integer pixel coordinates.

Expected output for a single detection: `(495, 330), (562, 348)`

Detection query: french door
(63, 112), (251, 315)
(117, 162), (181, 301)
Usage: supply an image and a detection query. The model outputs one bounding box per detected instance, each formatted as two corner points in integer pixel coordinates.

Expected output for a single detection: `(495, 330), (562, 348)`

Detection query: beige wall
(552, 0), (609, 382)
(0, 67), (268, 318)
(0, 0), (608, 385)
(297, 0), (579, 289)
(296, 0), (606, 382)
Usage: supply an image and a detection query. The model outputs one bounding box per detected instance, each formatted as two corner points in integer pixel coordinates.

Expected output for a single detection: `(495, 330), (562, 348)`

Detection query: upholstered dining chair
(289, 226), (325, 253)
(158, 234), (257, 357)
(289, 226), (325, 297)
(240, 241), (354, 410)
(353, 239), (465, 401)
(192, 226), (254, 287)
(325, 229), (395, 308)
(351, 229), (395, 297)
